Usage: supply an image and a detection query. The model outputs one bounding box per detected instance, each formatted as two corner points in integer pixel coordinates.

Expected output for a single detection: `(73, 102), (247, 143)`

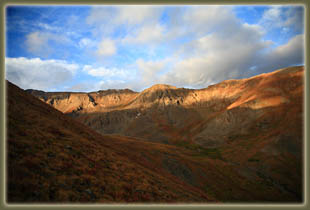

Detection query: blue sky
(5, 5), (304, 92)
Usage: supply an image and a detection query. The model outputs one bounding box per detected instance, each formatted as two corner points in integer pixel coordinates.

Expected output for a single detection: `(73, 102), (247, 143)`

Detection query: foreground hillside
(7, 81), (215, 203)
(8, 65), (304, 203)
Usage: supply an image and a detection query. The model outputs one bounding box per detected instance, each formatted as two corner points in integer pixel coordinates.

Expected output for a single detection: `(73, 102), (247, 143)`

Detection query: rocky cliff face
(26, 89), (138, 114)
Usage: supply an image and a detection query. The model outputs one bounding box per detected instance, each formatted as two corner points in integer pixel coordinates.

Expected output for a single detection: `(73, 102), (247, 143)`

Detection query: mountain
(27, 66), (304, 147)
(9, 81), (297, 203)
(7, 65), (303, 203)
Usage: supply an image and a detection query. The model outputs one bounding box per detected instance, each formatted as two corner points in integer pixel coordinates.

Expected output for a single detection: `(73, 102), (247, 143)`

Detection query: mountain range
(7, 65), (304, 203)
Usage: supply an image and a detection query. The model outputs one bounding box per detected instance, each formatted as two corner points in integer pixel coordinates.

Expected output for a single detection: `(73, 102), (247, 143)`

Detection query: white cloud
(274, 34), (304, 55)
(25, 32), (50, 55)
(82, 59), (168, 91)
(87, 6), (162, 26)
(82, 5), (304, 90)
(82, 65), (129, 78)
(116, 6), (162, 25)
(123, 6), (240, 46)
(272, 34), (304, 57)
(25, 31), (71, 56)
(135, 59), (169, 88)
(79, 38), (96, 49)
(37, 22), (60, 32)
(5, 57), (79, 90)
(159, 19), (271, 88)
(161, 32), (303, 89)
(87, 6), (164, 46)
(261, 6), (282, 23)
(152, 6), (304, 89)
(137, 59), (166, 78)
(182, 6), (238, 36)
(97, 79), (127, 90)
(254, 34), (304, 73)
(161, 57), (212, 87)
(284, 6), (304, 31)
(86, 6), (115, 25)
(96, 38), (116, 57)
(259, 6), (304, 32)
(123, 24), (165, 44)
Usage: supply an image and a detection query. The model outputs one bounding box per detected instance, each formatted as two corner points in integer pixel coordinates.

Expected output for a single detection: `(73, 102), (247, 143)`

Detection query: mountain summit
(144, 84), (177, 91)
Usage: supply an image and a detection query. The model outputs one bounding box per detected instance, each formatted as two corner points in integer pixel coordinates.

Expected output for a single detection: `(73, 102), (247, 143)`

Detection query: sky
(5, 5), (304, 92)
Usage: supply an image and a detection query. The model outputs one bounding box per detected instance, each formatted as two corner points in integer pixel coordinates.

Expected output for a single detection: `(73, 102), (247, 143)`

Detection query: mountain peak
(144, 84), (177, 92)
(95, 88), (136, 94)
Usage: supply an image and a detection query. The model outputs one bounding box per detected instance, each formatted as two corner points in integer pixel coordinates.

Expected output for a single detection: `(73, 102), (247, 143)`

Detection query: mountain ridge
(7, 75), (303, 202)
(26, 66), (304, 147)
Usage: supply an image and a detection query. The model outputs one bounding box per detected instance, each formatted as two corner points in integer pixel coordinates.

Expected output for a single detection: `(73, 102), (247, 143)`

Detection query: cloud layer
(84, 5), (304, 90)
(6, 5), (305, 92)
(6, 57), (78, 90)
